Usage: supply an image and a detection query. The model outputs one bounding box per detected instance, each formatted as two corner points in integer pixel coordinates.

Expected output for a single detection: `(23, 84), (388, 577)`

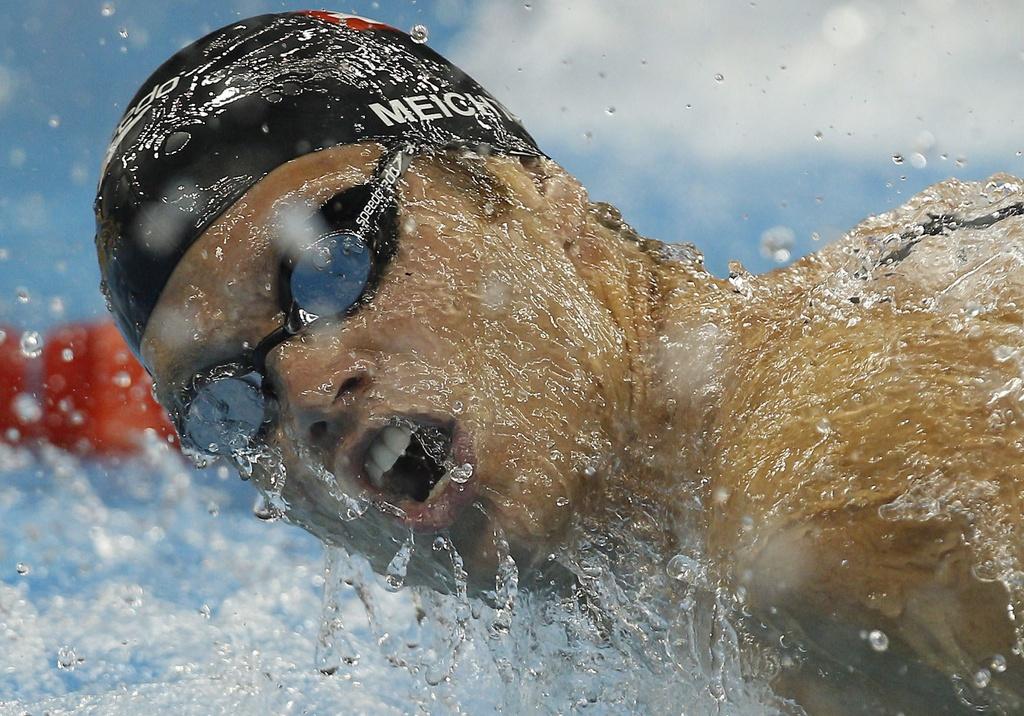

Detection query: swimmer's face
(143, 143), (627, 593)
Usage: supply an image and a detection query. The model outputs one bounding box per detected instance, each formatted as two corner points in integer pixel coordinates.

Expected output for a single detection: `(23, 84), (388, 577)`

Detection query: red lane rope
(0, 321), (176, 455)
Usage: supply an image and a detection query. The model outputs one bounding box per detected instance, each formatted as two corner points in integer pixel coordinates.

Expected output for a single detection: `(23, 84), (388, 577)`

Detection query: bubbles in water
(759, 225), (795, 264)
(118, 26), (128, 39)
(974, 667), (991, 688)
(891, 154), (904, 165)
(991, 654), (1007, 672)
(19, 330), (42, 358)
(15, 562), (29, 575)
(100, 2), (115, 16)
(867, 629), (888, 652)
(713, 73), (725, 83)
(410, 24), (428, 44)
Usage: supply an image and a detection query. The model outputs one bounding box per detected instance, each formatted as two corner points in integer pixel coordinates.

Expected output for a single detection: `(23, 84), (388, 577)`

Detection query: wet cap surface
(94, 11), (543, 357)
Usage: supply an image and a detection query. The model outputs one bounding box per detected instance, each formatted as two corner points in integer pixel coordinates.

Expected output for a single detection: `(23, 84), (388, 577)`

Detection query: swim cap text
(369, 93), (514, 128)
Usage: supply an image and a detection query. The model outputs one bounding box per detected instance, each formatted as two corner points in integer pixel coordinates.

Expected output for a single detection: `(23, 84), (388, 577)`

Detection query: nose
(264, 338), (377, 457)
(305, 366), (373, 454)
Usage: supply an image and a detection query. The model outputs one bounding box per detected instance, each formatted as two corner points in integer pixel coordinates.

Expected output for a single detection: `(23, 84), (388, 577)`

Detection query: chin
(276, 456), (571, 600)
(265, 407), (578, 598)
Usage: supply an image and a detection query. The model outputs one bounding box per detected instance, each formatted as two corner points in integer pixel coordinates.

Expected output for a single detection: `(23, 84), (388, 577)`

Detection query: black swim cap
(95, 11), (543, 357)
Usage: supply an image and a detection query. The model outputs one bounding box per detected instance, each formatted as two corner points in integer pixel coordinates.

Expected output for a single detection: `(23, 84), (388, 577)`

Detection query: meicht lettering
(368, 92), (511, 128)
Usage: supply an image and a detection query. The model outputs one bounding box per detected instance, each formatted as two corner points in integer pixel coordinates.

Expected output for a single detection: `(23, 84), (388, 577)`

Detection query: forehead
(141, 142), (386, 393)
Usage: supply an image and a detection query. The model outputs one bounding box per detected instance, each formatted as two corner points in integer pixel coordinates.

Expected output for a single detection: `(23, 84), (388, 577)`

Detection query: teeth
(382, 425), (412, 454)
(364, 425), (413, 489)
(427, 471), (451, 502)
(366, 460), (384, 488)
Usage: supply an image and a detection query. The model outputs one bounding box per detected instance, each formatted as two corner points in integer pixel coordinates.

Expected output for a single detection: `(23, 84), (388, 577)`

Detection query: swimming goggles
(172, 144), (415, 459)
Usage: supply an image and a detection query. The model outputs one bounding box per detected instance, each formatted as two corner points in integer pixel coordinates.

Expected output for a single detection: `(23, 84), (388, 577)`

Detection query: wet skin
(142, 143), (1024, 712)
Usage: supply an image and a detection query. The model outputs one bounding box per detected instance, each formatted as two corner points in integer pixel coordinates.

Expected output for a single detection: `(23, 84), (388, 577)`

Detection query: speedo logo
(101, 75), (180, 175)
(369, 93), (514, 128)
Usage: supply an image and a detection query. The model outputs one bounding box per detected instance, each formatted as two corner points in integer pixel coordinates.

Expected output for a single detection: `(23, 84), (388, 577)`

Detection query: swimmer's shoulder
(807, 173), (1024, 311)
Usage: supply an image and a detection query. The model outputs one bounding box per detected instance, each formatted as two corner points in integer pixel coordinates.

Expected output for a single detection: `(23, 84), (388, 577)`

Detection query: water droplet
(385, 537), (414, 591)
(891, 154), (904, 165)
(814, 130), (823, 141)
(56, 646), (80, 671)
(713, 73), (725, 83)
(811, 231), (822, 242)
(666, 553), (704, 584)
(16, 562), (30, 575)
(524, 2), (532, 9)
(60, 347), (74, 362)
(252, 491), (287, 521)
(605, 106), (616, 116)
(13, 394), (42, 424)
(47, 115), (60, 129)
(112, 371), (132, 388)
(555, 496), (569, 507)
(198, 603), (211, 619)
(163, 131), (190, 155)
(449, 463), (474, 484)
(410, 24), (428, 44)
(727, 261), (753, 298)
(19, 330), (42, 358)
(760, 225), (795, 264)
(816, 418), (832, 435)
(100, 2), (115, 16)
(974, 667), (992, 689)
(910, 152), (927, 169)
(118, 26), (129, 39)
(991, 654), (1007, 673)
(955, 156), (967, 168)
(452, 400), (464, 414)
(868, 629), (888, 652)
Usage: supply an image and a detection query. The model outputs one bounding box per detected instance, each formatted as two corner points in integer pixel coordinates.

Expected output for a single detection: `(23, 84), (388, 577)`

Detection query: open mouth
(363, 420), (454, 502)
(347, 415), (478, 531)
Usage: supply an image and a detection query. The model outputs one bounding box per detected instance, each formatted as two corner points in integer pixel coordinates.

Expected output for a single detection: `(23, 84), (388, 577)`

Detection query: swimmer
(94, 12), (1024, 714)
